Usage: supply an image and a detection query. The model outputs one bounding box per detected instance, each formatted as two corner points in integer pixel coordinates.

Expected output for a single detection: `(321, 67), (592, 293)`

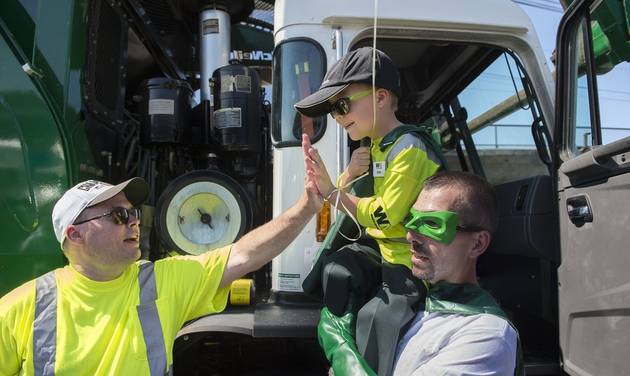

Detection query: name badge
(373, 161), (386, 177)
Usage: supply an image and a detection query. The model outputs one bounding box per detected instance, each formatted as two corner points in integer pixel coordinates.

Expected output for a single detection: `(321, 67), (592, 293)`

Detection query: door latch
(566, 195), (593, 224)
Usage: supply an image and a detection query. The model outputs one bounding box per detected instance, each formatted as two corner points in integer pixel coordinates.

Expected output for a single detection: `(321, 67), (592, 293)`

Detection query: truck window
(271, 38), (326, 146)
(566, 7), (630, 155)
(565, 20), (592, 154)
(451, 52), (549, 184)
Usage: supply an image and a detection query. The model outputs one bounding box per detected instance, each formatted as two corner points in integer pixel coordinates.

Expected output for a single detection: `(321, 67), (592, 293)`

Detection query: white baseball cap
(52, 178), (149, 245)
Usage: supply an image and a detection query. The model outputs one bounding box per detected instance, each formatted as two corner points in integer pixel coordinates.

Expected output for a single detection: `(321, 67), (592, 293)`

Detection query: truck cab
(262, 0), (561, 373)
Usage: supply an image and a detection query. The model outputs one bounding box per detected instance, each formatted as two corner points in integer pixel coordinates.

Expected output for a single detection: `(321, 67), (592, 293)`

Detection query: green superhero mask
(404, 208), (485, 244)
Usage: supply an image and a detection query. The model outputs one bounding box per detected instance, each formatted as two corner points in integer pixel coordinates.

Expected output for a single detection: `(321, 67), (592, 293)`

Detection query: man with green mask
(318, 171), (521, 376)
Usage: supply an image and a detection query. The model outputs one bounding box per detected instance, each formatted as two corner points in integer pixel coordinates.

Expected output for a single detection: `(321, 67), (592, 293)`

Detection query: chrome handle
(566, 195), (593, 223)
(568, 205), (590, 220)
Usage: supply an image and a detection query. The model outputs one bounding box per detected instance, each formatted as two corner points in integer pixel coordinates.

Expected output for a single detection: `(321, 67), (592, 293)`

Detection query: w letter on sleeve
(371, 206), (390, 228)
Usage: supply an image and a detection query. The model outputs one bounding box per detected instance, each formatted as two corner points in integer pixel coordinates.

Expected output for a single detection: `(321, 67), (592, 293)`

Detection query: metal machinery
(63, 0), (274, 260)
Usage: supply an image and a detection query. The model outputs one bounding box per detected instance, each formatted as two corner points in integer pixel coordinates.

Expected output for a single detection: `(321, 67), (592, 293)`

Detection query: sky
(517, 0), (563, 67)
(463, 1), (566, 149)
(475, 0), (630, 149)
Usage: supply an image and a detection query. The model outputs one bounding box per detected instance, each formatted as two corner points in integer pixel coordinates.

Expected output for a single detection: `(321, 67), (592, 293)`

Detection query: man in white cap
(0, 172), (322, 375)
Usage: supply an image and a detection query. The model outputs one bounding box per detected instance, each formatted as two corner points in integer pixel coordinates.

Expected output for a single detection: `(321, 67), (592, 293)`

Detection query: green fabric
(424, 282), (508, 318)
(318, 243), (382, 316)
(316, 280), (524, 376)
(423, 282), (524, 376)
(355, 263), (425, 376)
(318, 307), (376, 376)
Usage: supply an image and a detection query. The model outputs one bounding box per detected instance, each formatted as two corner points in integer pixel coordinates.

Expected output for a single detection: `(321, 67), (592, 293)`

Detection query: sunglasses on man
(74, 207), (141, 226)
(403, 208), (486, 245)
(329, 89), (374, 117)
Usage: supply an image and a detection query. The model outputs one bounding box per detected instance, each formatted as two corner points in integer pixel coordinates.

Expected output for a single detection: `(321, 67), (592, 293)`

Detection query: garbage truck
(1, 0), (628, 374)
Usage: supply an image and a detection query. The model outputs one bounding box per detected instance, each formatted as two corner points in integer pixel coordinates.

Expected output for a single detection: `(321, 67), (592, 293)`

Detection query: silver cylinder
(199, 8), (231, 102)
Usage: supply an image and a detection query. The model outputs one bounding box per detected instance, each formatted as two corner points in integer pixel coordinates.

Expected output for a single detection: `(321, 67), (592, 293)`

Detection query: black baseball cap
(294, 47), (401, 117)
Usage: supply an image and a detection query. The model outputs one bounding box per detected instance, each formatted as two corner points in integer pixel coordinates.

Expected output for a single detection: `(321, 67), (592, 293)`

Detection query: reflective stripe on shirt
(386, 133), (441, 167)
(33, 263), (171, 376)
(34, 271), (57, 376)
(137, 261), (171, 376)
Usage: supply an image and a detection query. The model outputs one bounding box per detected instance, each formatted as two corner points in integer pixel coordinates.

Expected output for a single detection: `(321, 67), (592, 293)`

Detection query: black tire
(155, 170), (254, 254)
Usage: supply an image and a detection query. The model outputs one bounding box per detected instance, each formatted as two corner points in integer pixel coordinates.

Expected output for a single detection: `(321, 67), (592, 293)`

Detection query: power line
(536, 0), (564, 6)
(516, 1), (563, 13)
(523, 0), (564, 11)
(513, 0), (563, 13)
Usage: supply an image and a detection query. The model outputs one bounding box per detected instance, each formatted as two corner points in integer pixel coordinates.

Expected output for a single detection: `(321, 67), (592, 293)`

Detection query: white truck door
(555, 0), (630, 375)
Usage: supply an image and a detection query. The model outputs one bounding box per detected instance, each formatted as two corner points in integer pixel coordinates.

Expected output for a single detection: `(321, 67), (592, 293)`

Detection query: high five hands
(302, 133), (335, 199)
(301, 133), (326, 212)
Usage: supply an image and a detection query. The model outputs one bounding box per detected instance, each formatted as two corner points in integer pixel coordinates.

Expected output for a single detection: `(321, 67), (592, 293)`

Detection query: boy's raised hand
(346, 146), (370, 180)
(302, 133), (335, 198)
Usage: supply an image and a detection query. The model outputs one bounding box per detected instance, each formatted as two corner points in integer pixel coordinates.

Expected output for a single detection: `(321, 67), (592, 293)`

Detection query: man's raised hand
(302, 133), (335, 198)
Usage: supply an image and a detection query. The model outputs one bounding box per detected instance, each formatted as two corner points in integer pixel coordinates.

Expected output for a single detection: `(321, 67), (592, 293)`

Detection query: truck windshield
(271, 39), (326, 146)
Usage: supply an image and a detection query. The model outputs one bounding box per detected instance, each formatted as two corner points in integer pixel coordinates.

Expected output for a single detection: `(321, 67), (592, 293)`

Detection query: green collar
(424, 282), (508, 320)
(423, 282), (522, 376)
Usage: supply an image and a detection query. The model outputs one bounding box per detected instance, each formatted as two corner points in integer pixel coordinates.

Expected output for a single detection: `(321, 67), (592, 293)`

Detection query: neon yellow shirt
(356, 133), (440, 268)
(0, 246), (231, 375)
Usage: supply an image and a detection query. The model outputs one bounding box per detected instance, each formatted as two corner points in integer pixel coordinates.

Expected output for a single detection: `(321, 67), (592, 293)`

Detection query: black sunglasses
(329, 89), (373, 116)
(74, 207), (141, 226)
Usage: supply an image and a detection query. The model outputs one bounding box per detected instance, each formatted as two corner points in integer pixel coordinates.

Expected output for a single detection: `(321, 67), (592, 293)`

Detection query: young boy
(296, 47), (444, 375)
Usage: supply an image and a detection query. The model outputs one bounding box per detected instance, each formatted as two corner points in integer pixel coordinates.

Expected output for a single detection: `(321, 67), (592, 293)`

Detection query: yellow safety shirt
(355, 133), (440, 268)
(0, 246), (231, 375)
